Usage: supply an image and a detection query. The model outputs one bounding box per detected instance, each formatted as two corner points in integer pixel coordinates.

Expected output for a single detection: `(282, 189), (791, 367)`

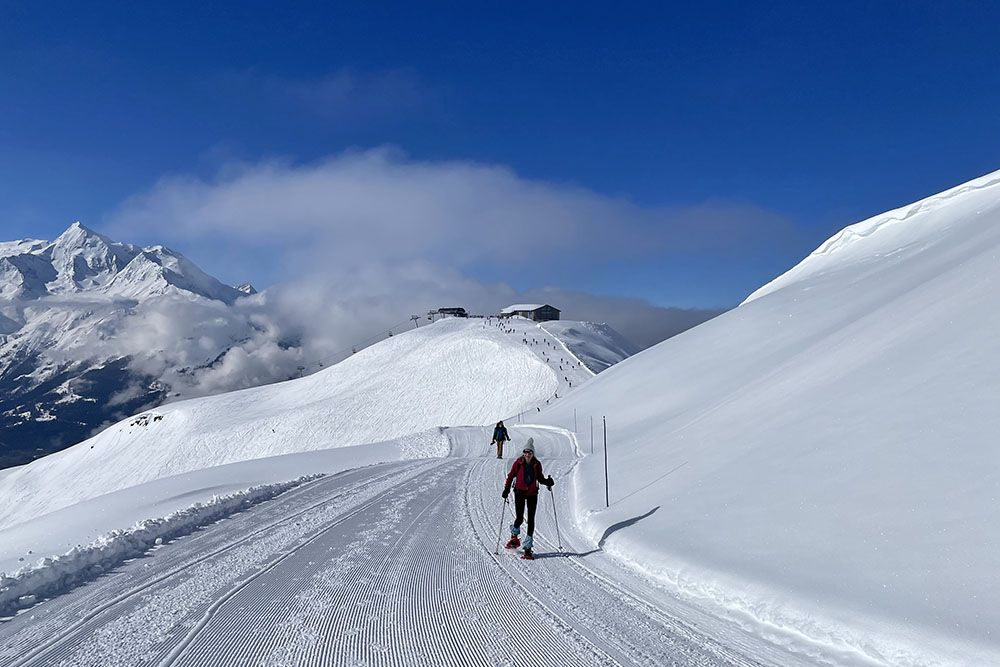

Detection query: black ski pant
(513, 490), (538, 536)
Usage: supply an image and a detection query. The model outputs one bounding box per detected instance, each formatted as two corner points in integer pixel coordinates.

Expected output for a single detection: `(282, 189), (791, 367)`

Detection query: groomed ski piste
(3, 168), (1000, 666)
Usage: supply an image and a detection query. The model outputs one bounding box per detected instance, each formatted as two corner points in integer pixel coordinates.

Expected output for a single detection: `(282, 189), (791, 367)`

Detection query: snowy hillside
(0, 223), (253, 466)
(541, 169), (1000, 665)
(0, 316), (635, 529)
(540, 320), (638, 373)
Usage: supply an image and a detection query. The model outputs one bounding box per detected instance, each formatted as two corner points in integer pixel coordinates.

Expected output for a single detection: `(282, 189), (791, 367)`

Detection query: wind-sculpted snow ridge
(542, 169), (1000, 665)
(0, 475), (319, 617)
(744, 167), (1000, 304)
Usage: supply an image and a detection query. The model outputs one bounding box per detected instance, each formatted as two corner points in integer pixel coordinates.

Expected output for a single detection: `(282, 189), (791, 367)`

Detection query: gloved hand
(501, 490), (509, 500)
(544, 476), (555, 488)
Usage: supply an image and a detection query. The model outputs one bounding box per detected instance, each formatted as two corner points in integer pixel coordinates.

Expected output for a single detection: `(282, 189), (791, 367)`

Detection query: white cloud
(86, 261), (721, 401)
(108, 148), (797, 274)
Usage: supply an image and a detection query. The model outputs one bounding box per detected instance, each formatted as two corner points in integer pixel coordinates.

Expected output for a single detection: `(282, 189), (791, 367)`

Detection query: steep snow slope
(542, 169), (1000, 665)
(0, 318), (560, 528)
(540, 320), (638, 373)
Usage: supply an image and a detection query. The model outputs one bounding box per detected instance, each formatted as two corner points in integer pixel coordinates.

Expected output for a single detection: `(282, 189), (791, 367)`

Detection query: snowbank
(543, 168), (1000, 665)
(0, 427), (458, 615)
(0, 428), (450, 575)
(0, 475), (316, 616)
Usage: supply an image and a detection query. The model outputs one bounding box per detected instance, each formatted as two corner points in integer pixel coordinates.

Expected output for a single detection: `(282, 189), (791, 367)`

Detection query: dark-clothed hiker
(502, 438), (554, 559)
(491, 421), (510, 459)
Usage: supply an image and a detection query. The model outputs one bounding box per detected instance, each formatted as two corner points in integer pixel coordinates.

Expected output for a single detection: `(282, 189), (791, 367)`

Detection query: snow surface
(0, 317), (565, 528)
(0, 429), (449, 577)
(0, 315), (626, 528)
(500, 303), (547, 313)
(0, 426), (804, 667)
(0, 474), (318, 616)
(540, 320), (639, 373)
(541, 168), (1000, 665)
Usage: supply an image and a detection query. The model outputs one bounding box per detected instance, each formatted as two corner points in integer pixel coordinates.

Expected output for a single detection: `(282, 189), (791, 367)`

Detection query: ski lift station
(499, 304), (561, 321)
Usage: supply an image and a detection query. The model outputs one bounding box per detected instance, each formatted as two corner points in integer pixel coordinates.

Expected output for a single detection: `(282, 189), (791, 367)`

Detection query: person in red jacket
(502, 438), (554, 559)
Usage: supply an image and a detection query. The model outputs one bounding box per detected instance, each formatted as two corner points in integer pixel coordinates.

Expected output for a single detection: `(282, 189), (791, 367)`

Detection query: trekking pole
(494, 498), (509, 554)
(548, 486), (562, 550)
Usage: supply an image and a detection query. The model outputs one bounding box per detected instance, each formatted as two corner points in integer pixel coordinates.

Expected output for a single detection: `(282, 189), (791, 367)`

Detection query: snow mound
(543, 169), (1000, 665)
(0, 318), (558, 528)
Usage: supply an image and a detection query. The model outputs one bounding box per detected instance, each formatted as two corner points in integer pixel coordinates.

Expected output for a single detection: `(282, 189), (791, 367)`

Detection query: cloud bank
(84, 263), (721, 402)
(96, 148), (795, 397)
(110, 148), (797, 275)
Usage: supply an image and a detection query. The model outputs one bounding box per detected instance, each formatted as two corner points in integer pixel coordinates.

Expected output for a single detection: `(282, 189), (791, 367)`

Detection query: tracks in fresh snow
(1, 461), (436, 667)
(0, 428), (783, 666)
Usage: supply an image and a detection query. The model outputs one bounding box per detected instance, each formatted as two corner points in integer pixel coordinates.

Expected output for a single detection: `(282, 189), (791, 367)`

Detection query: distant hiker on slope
(502, 438), (554, 560)
(491, 421), (510, 459)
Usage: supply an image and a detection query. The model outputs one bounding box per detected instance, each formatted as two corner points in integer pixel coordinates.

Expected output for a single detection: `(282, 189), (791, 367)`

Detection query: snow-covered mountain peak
(52, 220), (113, 248)
(48, 221), (138, 293)
(0, 224), (250, 463)
(0, 222), (242, 304)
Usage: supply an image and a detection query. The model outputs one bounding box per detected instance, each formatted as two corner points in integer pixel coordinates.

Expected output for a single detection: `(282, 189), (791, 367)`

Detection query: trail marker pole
(590, 416), (594, 454)
(603, 416), (609, 508)
(574, 408), (577, 433)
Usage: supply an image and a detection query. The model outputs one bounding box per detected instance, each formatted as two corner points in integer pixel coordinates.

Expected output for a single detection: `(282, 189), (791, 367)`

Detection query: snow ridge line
(742, 169), (1000, 305)
(0, 474), (322, 616)
(538, 322), (598, 377)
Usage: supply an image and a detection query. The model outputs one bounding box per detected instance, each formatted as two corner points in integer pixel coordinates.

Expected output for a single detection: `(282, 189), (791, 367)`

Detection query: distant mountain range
(0, 222), (255, 467)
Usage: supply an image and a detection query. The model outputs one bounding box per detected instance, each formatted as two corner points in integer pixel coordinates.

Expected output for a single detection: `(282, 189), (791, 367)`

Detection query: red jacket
(504, 456), (546, 496)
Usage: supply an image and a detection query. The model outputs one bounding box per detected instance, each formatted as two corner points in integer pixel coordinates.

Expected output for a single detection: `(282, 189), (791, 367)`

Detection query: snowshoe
(521, 549), (534, 560)
(505, 536), (520, 549)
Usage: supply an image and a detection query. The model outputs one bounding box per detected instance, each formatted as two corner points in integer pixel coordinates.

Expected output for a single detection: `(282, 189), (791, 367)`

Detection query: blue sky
(2, 2), (1000, 307)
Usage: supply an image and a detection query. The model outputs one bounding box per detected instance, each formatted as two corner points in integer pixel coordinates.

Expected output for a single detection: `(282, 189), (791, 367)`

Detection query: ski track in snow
(0, 426), (794, 667)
